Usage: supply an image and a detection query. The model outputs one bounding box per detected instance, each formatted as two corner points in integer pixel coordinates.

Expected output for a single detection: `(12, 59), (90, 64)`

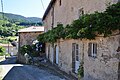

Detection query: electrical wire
(1, 0), (4, 19)
(41, 0), (45, 10)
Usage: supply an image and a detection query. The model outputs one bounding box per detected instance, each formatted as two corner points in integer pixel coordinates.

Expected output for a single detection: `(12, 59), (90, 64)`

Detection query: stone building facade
(83, 33), (120, 80)
(18, 26), (44, 63)
(43, 0), (120, 80)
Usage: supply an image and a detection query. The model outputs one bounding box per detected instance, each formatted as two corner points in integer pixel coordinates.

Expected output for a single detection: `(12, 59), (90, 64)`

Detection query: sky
(0, 0), (51, 18)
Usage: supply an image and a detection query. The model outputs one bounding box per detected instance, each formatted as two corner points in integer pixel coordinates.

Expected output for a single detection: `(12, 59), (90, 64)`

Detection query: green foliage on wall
(20, 45), (33, 55)
(20, 45), (40, 57)
(37, 2), (120, 43)
(37, 24), (65, 43)
(0, 46), (5, 56)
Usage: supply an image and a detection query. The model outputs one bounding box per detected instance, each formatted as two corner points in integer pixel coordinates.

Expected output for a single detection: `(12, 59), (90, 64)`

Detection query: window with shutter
(88, 43), (97, 58)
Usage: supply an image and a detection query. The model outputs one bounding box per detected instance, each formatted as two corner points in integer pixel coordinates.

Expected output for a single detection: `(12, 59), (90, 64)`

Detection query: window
(76, 44), (79, 61)
(72, 43), (79, 61)
(78, 8), (84, 18)
(59, 0), (61, 6)
(88, 43), (97, 58)
(72, 43), (79, 73)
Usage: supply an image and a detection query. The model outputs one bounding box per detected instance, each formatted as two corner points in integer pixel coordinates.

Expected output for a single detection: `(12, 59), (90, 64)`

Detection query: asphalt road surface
(0, 57), (66, 80)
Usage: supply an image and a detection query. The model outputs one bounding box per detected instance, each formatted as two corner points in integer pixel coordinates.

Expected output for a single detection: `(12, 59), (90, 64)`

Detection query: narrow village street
(0, 57), (66, 80)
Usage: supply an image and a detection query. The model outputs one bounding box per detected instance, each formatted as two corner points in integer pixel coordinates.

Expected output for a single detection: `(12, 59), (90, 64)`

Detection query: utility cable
(1, 0), (4, 19)
(41, 0), (45, 10)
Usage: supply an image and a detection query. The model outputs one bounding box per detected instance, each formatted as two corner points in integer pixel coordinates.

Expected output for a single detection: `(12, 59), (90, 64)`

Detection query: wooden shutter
(94, 43), (97, 58)
(88, 43), (92, 57)
(72, 43), (75, 72)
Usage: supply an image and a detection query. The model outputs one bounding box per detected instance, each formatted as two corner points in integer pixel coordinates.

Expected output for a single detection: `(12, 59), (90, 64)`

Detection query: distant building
(0, 43), (18, 56)
(18, 26), (44, 63)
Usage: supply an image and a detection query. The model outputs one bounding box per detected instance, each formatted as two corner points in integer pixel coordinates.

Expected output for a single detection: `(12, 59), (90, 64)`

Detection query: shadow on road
(0, 56), (67, 80)
(1, 65), (24, 80)
(0, 56), (17, 65)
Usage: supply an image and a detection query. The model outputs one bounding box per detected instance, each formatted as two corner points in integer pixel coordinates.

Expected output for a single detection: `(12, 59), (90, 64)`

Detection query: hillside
(0, 12), (43, 39)
(4, 13), (42, 23)
(0, 12), (42, 26)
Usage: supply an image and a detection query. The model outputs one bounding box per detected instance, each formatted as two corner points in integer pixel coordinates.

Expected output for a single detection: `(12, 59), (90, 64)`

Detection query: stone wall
(19, 32), (42, 47)
(18, 32), (42, 63)
(58, 39), (84, 74)
(45, 34), (120, 80)
(43, 0), (119, 31)
(46, 39), (84, 74)
(84, 34), (120, 80)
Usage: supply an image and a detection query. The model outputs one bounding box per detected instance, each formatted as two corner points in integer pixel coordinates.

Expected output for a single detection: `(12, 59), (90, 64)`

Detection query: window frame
(72, 43), (79, 61)
(88, 42), (97, 58)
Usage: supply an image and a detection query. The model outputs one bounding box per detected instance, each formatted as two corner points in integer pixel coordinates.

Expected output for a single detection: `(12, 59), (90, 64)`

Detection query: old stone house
(42, 0), (120, 80)
(17, 26), (44, 63)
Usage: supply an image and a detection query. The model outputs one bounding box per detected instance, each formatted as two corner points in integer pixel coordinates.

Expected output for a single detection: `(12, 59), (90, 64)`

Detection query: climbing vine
(37, 24), (65, 43)
(37, 2), (120, 43)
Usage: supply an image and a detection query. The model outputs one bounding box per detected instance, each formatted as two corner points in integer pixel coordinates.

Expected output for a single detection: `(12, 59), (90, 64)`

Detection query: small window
(88, 43), (97, 58)
(59, 0), (61, 6)
(78, 8), (84, 18)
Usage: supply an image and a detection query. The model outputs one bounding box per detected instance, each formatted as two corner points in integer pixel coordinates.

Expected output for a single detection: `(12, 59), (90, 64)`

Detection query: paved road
(0, 57), (66, 80)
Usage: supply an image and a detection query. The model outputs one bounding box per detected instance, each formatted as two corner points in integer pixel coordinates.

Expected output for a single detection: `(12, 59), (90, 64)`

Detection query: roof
(42, 0), (56, 20)
(18, 26), (44, 33)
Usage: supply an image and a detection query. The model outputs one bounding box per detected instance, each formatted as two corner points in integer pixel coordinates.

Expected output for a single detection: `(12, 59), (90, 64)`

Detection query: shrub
(78, 62), (84, 79)
(0, 46), (5, 56)
(20, 45), (41, 57)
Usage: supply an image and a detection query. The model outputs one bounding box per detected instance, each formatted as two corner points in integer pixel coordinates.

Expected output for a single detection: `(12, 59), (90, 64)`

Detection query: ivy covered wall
(37, 2), (120, 43)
